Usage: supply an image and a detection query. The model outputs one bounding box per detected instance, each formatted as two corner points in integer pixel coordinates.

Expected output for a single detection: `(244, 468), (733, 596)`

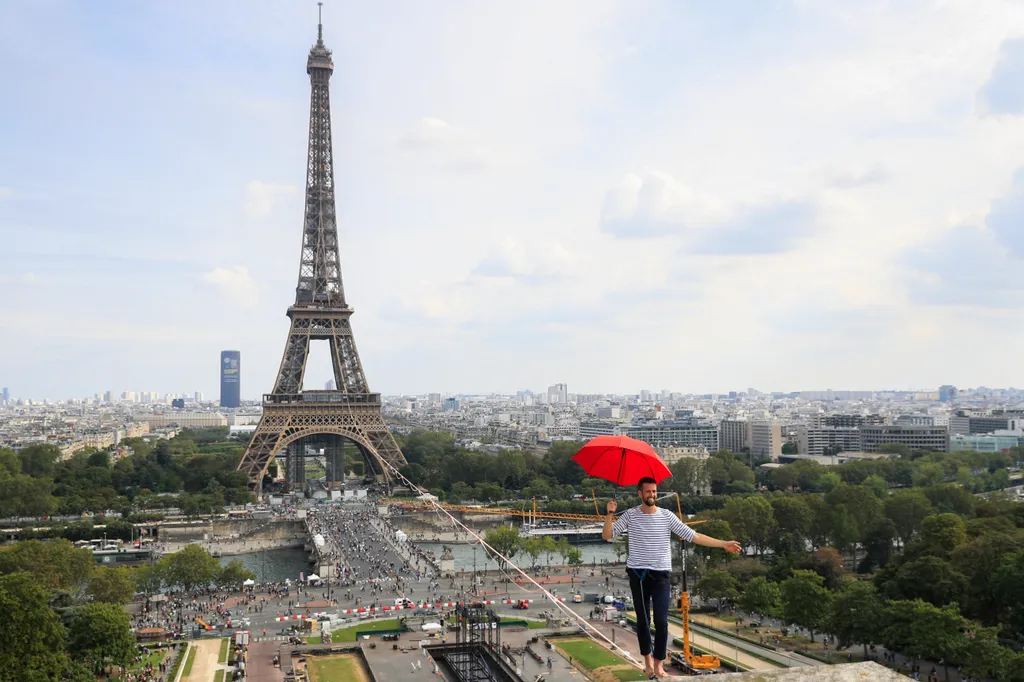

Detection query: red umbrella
(571, 435), (672, 486)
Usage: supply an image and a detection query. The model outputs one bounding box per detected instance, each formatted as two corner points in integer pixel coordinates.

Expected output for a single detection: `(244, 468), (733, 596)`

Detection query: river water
(217, 540), (619, 583)
(418, 541), (618, 572)
(218, 547), (314, 583)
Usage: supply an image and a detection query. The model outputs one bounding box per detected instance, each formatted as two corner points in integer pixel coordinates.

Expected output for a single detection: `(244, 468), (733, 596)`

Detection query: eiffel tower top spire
(296, 4), (342, 307)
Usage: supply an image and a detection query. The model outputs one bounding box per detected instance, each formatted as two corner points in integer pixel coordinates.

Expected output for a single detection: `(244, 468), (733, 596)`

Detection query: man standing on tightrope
(603, 477), (742, 679)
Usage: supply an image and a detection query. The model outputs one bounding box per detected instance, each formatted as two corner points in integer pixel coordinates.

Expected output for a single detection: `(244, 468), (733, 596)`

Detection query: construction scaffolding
(430, 604), (517, 682)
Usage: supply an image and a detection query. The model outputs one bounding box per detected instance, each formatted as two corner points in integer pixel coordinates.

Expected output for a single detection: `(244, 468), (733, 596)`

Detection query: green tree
(162, 545), (220, 591)
(882, 556), (967, 608)
(737, 576), (780, 617)
(522, 536), (545, 568)
(828, 580), (884, 659)
(694, 569), (739, 611)
(801, 547), (845, 591)
(0, 539), (93, 590)
(87, 566), (136, 604)
(612, 535), (628, 563)
(483, 526), (522, 569)
(884, 491), (934, 548)
(722, 496), (776, 555)
(771, 496), (813, 545)
(217, 559), (256, 590)
(781, 442), (798, 455)
(668, 458), (708, 496)
(133, 563), (165, 596)
(0, 572), (68, 682)
(992, 549), (1024, 635)
(566, 546), (584, 567)
(16, 444), (61, 478)
(880, 600), (967, 672)
(67, 602), (136, 675)
(780, 569), (832, 642)
(919, 513), (967, 558)
(862, 474), (888, 499)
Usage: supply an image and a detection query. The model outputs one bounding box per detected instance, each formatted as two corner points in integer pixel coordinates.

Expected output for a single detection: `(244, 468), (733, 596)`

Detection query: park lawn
(307, 654), (370, 682)
(182, 646), (197, 676)
(218, 638), (229, 664)
(330, 618), (403, 643)
(612, 670), (648, 681)
(556, 638), (627, 670)
(307, 635), (322, 644)
(214, 671), (225, 682)
(112, 648), (167, 681)
(499, 616), (546, 629)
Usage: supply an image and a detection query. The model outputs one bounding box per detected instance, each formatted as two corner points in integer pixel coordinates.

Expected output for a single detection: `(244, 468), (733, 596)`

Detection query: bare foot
(653, 664), (668, 678)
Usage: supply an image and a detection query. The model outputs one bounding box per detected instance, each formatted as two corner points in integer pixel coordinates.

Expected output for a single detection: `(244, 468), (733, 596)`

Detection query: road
(686, 621), (822, 668)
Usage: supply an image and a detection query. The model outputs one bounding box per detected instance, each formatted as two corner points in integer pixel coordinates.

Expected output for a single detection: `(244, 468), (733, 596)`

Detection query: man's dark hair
(637, 477), (657, 491)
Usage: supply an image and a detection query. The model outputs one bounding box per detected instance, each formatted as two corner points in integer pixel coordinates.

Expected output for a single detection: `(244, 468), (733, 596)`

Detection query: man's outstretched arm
(691, 533), (742, 554)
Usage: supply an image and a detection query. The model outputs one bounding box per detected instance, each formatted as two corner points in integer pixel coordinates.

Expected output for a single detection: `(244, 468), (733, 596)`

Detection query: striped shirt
(611, 506), (696, 572)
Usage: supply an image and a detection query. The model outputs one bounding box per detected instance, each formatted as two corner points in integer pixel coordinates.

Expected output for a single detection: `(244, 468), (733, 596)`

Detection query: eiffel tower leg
(237, 414), (288, 495)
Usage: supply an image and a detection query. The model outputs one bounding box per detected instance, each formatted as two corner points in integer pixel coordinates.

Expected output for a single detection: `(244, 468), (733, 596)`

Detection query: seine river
(218, 542), (619, 582)
(418, 541), (618, 572)
(218, 547), (313, 583)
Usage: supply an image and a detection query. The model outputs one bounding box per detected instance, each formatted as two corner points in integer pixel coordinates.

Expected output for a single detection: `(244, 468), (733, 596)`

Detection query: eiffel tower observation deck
(237, 6), (407, 493)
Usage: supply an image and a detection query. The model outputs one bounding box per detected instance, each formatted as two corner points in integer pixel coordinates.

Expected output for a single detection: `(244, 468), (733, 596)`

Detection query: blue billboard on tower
(220, 350), (241, 408)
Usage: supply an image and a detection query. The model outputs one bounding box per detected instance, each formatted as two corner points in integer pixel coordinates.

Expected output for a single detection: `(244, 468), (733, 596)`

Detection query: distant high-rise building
(1, 387), (8, 402)
(720, 419), (751, 454)
(939, 385), (957, 403)
(443, 397), (460, 411)
(547, 383), (567, 404)
(220, 350), (241, 408)
(325, 379), (336, 391)
(194, 391), (204, 403)
(750, 420), (782, 461)
(171, 398), (186, 409)
(103, 390), (113, 403)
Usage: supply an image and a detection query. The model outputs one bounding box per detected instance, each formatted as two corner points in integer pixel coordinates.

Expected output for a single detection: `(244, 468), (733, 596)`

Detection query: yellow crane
(673, 493), (720, 671)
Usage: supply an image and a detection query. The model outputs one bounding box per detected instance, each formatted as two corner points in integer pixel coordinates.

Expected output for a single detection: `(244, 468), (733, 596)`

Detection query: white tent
(242, 579), (256, 587)
(417, 493), (438, 502)
(313, 534), (325, 547)
(421, 622), (442, 632)
(307, 573), (321, 582)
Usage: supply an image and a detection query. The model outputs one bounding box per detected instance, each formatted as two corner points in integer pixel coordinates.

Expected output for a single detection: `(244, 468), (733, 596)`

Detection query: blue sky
(2, 0), (1024, 401)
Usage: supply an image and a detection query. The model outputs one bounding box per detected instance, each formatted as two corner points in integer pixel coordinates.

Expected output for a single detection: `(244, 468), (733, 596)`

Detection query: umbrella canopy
(571, 435), (672, 486)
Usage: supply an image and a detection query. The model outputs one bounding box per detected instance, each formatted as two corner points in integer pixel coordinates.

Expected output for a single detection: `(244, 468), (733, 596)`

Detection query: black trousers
(627, 568), (671, 660)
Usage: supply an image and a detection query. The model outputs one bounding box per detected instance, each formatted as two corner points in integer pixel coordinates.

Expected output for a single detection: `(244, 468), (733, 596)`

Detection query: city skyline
(3, 2), (1024, 400)
(2, 380), (1020, 406)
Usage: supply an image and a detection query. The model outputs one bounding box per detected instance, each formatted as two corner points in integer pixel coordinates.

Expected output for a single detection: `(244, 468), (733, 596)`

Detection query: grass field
(182, 646), (197, 676)
(112, 648), (167, 681)
(556, 639), (626, 669)
(307, 654), (370, 682)
(307, 635), (322, 644)
(499, 616), (547, 629)
(218, 638), (229, 664)
(213, 671), (225, 682)
(330, 618), (403, 643)
(612, 669), (648, 681)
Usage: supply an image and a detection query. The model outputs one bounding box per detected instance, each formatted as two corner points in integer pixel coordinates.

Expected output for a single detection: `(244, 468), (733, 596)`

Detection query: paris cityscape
(2, 3), (1024, 682)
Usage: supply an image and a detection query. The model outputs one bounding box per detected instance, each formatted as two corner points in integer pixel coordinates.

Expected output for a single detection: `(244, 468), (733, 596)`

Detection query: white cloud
(202, 266), (258, 308)
(244, 180), (299, 219)
(0, 187), (13, 198)
(474, 237), (577, 280)
(397, 117), (502, 173)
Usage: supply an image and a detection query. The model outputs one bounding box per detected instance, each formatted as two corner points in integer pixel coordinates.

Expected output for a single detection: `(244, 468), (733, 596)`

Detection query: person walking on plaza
(604, 477), (741, 679)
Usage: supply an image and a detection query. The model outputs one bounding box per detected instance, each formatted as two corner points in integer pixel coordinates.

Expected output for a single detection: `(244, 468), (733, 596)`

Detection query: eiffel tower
(237, 7), (406, 492)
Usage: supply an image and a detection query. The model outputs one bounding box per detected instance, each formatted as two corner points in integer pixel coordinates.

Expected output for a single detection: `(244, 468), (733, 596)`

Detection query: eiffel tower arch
(237, 9), (406, 493)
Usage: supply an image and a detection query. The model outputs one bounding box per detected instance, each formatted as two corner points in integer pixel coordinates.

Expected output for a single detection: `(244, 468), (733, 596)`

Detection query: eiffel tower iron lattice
(237, 9), (406, 491)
